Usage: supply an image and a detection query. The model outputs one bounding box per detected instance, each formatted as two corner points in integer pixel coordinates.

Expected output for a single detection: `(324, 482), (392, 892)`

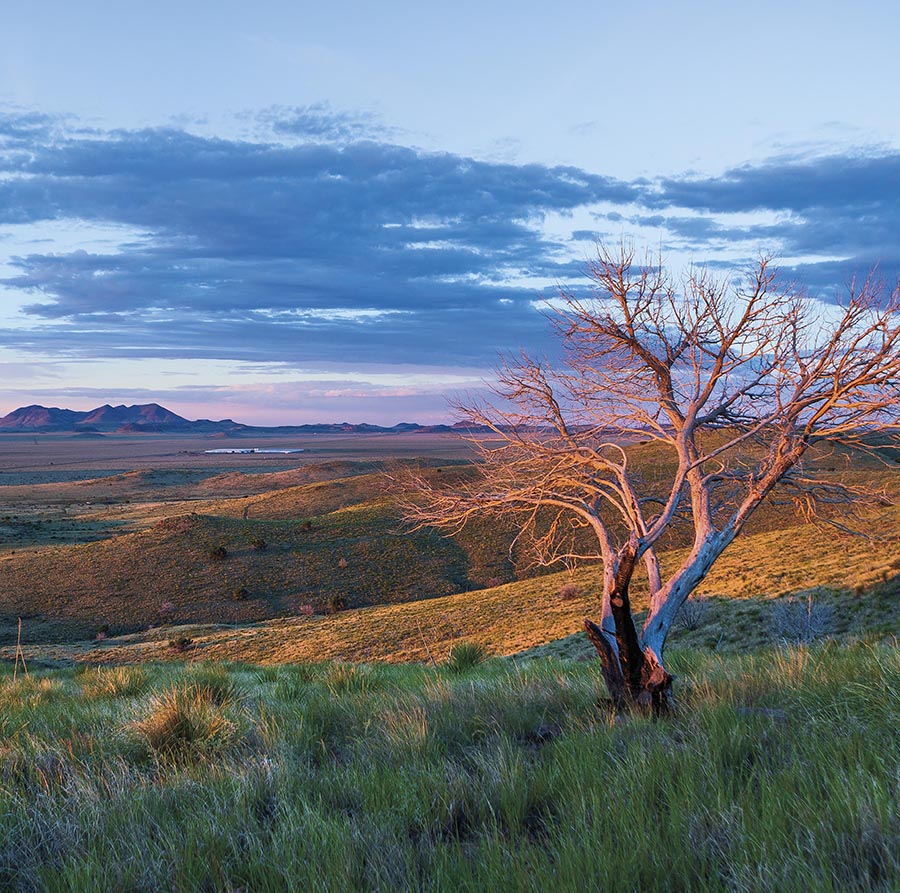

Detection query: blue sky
(1, 0), (899, 424)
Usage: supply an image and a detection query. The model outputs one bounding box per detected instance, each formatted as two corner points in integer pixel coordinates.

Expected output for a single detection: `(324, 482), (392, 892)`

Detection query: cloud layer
(1, 109), (899, 383)
(0, 110), (638, 368)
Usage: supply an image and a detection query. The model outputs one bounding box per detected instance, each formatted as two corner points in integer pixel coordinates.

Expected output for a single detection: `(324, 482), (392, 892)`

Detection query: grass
(445, 640), (488, 673)
(130, 682), (244, 761)
(78, 665), (148, 699)
(2, 440), (898, 887)
(0, 465), (512, 642)
(1, 644), (900, 890)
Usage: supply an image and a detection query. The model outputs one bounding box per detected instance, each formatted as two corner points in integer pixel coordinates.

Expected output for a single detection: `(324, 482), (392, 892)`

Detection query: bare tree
(404, 244), (900, 712)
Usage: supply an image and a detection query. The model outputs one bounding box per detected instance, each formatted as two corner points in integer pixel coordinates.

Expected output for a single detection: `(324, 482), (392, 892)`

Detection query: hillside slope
(8, 506), (900, 666)
(2, 450), (898, 651)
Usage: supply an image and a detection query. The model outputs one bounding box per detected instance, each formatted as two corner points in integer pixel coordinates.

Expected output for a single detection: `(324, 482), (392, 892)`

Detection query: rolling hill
(1, 444), (898, 658)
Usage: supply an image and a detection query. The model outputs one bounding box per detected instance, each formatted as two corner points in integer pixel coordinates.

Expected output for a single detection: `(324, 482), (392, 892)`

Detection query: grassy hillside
(3, 644), (900, 890)
(1, 448), (898, 652)
(7, 499), (900, 668)
(0, 462), (545, 644)
(0, 507), (478, 642)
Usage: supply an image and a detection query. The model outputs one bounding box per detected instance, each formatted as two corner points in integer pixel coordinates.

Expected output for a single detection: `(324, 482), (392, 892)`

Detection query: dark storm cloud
(0, 111), (640, 365)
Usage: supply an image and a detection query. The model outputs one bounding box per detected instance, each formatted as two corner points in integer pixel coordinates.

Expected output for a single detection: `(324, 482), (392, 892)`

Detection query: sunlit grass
(1, 645), (899, 890)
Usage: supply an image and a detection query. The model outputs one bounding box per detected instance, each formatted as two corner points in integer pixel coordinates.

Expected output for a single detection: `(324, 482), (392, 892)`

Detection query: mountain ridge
(0, 403), (463, 434)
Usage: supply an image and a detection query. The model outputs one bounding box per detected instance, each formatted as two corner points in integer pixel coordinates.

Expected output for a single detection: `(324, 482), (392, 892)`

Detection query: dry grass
(1, 442), (898, 658)
(79, 665), (148, 699)
(130, 683), (243, 760)
(7, 501), (900, 668)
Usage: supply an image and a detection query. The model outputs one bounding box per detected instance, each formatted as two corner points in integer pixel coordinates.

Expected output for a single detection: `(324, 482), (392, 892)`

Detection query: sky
(1, 0), (899, 425)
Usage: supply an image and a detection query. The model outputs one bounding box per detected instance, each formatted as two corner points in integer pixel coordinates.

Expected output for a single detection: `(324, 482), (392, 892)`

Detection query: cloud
(649, 150), (900, 287)
(1, 108), (899, 384)
(257, 103), (396, 143)
(0, 110), (639, 367)
(654, 151), (900, 214)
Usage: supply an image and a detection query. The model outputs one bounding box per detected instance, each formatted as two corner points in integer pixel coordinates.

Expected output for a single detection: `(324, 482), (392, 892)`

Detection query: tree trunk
(584, 617), (674, 715)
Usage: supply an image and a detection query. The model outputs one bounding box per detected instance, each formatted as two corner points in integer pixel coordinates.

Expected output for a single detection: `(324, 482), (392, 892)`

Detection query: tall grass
(0, 645), (898, 890)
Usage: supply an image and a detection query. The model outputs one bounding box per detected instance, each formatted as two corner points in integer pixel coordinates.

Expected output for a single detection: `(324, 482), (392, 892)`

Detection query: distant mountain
(0, 403), (464, 435)
(79, 403), (190, 429)
(0, 403), (245, 434)
(0, 405), (87, 431)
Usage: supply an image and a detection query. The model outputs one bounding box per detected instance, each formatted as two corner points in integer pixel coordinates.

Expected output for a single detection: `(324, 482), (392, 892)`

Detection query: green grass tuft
(444, 640), (488, 674)
(79, 665), (148, 699)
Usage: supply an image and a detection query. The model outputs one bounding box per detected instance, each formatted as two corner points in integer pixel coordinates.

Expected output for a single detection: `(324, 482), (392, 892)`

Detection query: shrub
(297, 604), (315, 617)
(558, 582), (580, 601)
(251, 538), (267, 551)
(445, 641), (487, 674)
(327, 593), (347, 614)
(487, 577), (503, 588)
(209, 545), (228, 560)
(770, 593), (835, 644)
(677, 593), (710, 631)
(232, 587), (250, 601)
(169, 636), (194, 653)
(157, 601), (177, 624)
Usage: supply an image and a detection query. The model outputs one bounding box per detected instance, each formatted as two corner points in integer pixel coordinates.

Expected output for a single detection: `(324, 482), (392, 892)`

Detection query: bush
(169, 636), (194, 653)
(558, 582), (580, 601)
(677, 593), (710, 631)
(209, 545), (228, 560)
(232, 587), (250, 601)
(445, 641), (487, 674)
(770, 593), (835, 644)
(251, 538), (267, 552)
(327, 593), (347, 614)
